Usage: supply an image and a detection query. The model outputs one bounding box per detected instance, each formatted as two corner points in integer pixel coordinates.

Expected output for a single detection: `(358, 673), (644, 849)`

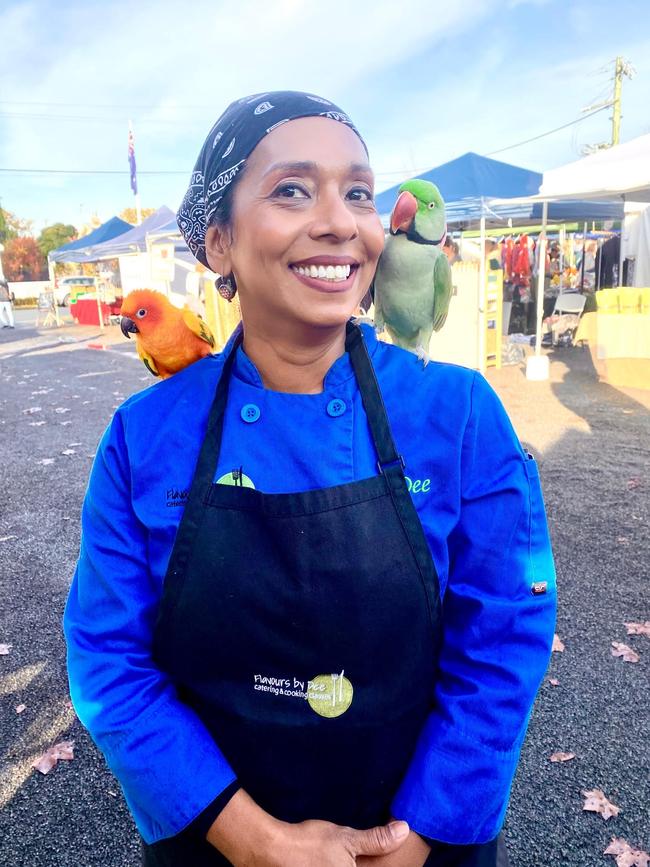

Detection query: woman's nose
(309, 188), (359, 242)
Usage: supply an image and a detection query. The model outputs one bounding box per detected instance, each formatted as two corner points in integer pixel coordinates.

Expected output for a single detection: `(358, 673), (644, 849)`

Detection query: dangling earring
(216, 275), (236, 302)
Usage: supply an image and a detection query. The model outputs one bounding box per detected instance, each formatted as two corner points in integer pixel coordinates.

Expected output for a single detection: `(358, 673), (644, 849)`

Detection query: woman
(64, 92), (556, 866)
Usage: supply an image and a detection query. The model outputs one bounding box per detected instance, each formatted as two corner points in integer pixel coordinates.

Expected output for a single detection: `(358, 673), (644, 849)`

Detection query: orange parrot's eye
(136, 308), (147, 318)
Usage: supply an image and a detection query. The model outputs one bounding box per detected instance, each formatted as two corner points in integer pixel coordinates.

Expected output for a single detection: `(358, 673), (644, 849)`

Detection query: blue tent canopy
(375, 152), (623, 225)
(49, 216), (132, 263)
(85, 206), (176, 259)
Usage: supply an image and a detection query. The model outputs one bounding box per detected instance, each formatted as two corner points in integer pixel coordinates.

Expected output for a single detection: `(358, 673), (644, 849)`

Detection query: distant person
(0, 279), (15, 328)
(443, 236), (461, 264)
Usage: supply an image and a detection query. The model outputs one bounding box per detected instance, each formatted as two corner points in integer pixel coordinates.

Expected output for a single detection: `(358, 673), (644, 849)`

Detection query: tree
(37, 223), (77, 258)
(119, 207), (156, 225)
(3, 237), (47, 281)
(0, 208), (32, 243)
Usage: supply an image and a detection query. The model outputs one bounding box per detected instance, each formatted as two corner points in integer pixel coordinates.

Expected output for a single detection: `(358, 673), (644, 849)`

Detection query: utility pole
(582, 56), (635, 151)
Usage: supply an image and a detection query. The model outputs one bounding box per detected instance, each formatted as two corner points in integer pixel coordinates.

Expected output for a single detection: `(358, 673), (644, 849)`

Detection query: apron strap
(345, 321), (405, 475)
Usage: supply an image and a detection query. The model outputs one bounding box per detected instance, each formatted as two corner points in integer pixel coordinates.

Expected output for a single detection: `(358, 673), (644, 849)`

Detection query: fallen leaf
(60, 420), (72, 426)
(550, 751), (576, 762)
(583, 788), (621, 820)
(28, 421), (46, 427)
(68, 442), (82, 447)
(0, 643), (12, 655)
(15, 704), (26, 714)
(627, 478), (642, 490)
(61, 449), (76, 456)
(617, 536), (629, 544)
(552, 634), (565, 652)
(22, 406), (42, 414)
(37, 459), (55, 466)
(549, 678), (560, 686)
(604, 837), (650, 867)
(32, 740), (75, 775)
(611, 641), (640, 663)
(54, 407), (70, 414)
(624, 621), (650, 638)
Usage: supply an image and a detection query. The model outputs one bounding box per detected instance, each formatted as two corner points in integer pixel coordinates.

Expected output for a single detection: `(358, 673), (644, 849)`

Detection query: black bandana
(177, 91), (367, 266)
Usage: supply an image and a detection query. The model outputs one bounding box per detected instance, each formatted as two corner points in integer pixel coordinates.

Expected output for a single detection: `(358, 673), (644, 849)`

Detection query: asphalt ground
(0, 317), (648, 866)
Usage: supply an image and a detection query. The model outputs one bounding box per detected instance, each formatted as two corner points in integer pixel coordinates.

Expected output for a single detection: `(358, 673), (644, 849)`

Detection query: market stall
(491, 134), (650, 385)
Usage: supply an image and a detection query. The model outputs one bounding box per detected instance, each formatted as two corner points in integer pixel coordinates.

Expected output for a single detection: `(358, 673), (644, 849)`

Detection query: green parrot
(373, 179), (453, 365)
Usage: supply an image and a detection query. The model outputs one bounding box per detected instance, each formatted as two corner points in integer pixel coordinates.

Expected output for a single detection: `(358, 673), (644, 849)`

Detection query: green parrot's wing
(433, 254), (453, 332)
(182, 307), (216, 348)
(136, 337), (160, 377)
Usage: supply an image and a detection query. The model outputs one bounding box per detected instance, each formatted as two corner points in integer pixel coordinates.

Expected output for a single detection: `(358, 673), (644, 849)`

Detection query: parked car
(54, 276), (97, 307)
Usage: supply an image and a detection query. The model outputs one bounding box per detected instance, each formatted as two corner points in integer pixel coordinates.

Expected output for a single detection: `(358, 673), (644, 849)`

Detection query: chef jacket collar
(224, 320), (379, 391)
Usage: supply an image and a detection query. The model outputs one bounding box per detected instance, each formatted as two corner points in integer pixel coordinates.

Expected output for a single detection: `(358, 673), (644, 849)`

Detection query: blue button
(326, 398), (346, 418)
(241, 403), (261, 423)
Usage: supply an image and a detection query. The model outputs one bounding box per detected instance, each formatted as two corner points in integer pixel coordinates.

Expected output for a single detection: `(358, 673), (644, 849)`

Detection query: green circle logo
(307, 672), (354, 718)
(216, 470), (255, 489)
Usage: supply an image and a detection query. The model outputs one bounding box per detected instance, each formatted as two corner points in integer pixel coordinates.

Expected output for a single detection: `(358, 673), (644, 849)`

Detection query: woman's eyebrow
(263, 160), (373, 179)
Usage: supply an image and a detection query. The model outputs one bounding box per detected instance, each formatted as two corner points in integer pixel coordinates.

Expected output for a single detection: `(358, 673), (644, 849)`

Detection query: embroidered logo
(166, 487), (189, 507)
(404, 476), (431, 495)
(254, 101), (274, 115)
(319, 110), (350, 123)
(216, 468), (255, 489)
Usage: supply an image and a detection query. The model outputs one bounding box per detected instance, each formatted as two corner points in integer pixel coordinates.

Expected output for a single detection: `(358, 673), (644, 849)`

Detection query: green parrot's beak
(390, 191), (418, 234)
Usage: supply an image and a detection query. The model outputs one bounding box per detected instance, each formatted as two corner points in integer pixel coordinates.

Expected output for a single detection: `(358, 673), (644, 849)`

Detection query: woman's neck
(241, 320), (347, 394)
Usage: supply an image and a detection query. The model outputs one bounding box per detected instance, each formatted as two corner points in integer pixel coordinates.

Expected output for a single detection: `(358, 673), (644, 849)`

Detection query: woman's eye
(274, 183), (309, 199)
(348, 188), (373, 202)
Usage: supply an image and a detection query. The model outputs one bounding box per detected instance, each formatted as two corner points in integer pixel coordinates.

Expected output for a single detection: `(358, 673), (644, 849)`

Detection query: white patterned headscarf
(177, 91), (367, 266)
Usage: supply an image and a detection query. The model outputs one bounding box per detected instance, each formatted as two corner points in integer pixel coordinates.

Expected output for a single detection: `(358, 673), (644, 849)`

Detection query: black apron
(143, 322), (505, 866)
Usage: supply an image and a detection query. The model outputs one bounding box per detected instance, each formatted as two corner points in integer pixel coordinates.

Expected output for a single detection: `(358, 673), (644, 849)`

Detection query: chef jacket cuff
(182, 780), (241, 840)
(391, 718), (519, 844)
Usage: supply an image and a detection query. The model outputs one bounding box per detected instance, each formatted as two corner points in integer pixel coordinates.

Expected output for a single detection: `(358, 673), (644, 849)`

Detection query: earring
(216, 275), (237, 302)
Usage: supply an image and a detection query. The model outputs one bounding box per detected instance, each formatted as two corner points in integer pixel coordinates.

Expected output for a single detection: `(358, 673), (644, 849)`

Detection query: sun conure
(373, 179), (453, 365)
(120, 289), (215, 378)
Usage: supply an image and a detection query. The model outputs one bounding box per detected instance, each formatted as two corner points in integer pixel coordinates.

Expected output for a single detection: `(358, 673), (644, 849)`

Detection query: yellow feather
(181, 308), (216, 348)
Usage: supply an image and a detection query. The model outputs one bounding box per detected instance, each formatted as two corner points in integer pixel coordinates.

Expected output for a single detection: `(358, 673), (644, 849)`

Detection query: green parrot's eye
(136, 308), (147, 318)
(428, 202), (436, 210)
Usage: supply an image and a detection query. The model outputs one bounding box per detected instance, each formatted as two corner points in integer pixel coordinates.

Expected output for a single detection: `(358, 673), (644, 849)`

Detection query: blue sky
(1, 0), (648, 233)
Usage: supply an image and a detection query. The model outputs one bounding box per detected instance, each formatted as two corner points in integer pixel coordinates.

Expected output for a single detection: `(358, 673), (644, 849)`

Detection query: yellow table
(574, 312), (650, 390)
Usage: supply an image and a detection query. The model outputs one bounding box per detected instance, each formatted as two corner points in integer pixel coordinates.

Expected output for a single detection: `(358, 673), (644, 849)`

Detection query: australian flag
(128, 125), (138, 195)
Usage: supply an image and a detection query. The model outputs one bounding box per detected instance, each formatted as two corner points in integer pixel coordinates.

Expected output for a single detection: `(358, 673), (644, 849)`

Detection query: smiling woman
(64, 91), (555, 867)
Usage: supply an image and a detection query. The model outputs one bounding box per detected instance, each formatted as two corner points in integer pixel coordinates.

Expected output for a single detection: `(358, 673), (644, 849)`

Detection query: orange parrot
(119, 289), (216, 379)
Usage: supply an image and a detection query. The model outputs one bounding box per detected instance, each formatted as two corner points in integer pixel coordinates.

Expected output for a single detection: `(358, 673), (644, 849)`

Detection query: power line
(484, 105), (609, 157)
(0, 106), (613, 179)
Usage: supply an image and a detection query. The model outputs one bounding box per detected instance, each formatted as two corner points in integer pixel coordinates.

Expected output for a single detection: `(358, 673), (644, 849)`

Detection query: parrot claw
(415, 344), (430, 367)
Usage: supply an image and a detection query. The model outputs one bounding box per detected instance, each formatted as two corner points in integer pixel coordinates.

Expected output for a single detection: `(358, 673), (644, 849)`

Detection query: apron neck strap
(345, 321), (405, 476)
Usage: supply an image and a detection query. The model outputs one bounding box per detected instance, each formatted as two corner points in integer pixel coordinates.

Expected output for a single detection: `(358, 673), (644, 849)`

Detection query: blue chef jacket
(64, 323), (556, 846)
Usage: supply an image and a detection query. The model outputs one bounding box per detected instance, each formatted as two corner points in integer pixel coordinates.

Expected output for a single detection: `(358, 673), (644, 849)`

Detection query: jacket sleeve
(63, 410), (237, 844)
(391, 372), (557, 844)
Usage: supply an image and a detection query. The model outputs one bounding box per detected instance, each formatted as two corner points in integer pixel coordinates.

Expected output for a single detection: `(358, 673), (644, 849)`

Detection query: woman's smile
(289, 255), (360, 293)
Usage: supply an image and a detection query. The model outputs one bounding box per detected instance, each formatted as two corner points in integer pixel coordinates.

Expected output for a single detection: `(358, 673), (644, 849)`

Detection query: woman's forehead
(247, 116), (371, 175)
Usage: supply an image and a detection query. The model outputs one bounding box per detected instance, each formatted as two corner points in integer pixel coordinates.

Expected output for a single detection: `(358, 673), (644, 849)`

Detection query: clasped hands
(207, 790), (431, 866)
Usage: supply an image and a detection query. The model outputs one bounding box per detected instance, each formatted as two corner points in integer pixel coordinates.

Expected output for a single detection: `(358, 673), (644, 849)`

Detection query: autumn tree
(0, 208), (32, 243)
(37, 223), (78, 258)
(3, 237), (47, 281)
(119, 207), (156, 225)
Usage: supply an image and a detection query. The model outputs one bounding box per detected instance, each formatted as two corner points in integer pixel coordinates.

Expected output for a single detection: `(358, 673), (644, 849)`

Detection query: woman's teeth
(292, 264), (352, 282)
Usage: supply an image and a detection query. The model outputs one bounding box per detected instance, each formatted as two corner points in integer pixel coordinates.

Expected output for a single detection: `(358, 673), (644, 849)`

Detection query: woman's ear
(205, 224), (233, 276)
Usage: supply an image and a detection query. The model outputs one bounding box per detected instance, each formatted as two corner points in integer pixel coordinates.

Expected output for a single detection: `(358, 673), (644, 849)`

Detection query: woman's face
(206, 117), (384, 332)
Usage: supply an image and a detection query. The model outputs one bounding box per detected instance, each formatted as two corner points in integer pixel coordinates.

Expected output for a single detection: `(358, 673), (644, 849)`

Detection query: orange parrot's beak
(390, 191), (418, 235)
(120, 316), (138, 339)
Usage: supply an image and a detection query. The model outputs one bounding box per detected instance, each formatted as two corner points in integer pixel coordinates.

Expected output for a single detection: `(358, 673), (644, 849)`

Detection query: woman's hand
(357, 829), (431, 866)
(206, 789), (410, 865)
